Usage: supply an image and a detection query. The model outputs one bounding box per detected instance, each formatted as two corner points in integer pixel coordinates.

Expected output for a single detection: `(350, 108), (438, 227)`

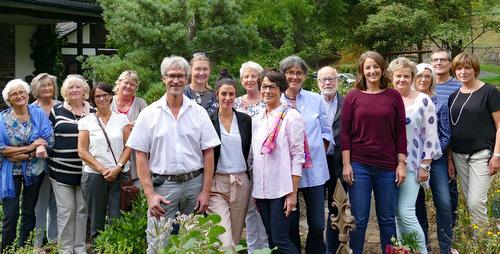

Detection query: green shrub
(94, 192), (148, 254)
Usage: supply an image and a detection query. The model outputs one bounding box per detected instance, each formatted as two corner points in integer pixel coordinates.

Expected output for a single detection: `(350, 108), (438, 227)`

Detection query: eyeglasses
(121, 81), (137, 88)
(285, 71), (305, 78)
(416, 75), (432, 80)
(94, 94), (110, 100)
(165, 74), (187, 80)
(193, 52), (207, 58)
(318, 77), (338, 83)
(431, 58), (449, 63)
(9, 90), (26, 99)
(261, 85), (279, 92)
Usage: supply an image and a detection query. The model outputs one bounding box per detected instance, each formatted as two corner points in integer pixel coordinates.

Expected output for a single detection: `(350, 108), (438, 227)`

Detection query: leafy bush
(94, 192), (148, 254)
(2, 231), (58, 254)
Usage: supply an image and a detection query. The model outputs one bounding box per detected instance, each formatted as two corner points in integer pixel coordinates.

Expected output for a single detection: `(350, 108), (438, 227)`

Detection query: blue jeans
(348, 162), (399, 254)
(257, 197), (299, 254)
(1, 175), (42, 252)
(416, 155), (453, 253)
(289, 185), (326, 253)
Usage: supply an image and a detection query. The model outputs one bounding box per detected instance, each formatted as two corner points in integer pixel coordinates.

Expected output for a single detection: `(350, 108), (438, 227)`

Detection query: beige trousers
(207, 172), (251, 251)
(453, 149), (493, 224)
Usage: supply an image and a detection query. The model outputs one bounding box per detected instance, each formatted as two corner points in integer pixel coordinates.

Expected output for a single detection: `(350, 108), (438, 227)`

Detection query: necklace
(68, 102), (85, 124)
(117, 97), (132, 113)
(403, 90), (413, 98)
(11, 109), (29, 118)
(284, 91), (296, 101)
(449, 82), (477, 126)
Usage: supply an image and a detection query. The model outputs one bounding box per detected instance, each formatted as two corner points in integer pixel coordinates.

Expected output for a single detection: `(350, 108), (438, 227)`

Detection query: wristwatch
(494, 153), (500, 159)
(117, 163), (125, 170)
(420, 163), (431, 172)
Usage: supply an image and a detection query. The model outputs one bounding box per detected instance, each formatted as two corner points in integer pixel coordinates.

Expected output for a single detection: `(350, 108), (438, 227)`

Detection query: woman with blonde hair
(110, 70), (147, 187)
(183, 53), (218, 114)
(49, 75), (95, 254)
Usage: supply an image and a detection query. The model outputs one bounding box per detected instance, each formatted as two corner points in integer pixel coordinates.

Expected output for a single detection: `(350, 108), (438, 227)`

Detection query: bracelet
(494, 153), (500, 159)
(398, 159), (407, 165)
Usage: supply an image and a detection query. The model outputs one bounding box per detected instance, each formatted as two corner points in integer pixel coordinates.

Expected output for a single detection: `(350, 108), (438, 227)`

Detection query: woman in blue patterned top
(413, 63), (453, 253)
(389, 58), (442, 254)
(0, 79), (53, 252)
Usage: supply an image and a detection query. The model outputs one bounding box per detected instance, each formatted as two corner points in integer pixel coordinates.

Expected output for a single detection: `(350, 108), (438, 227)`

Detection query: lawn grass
(481, 64), (500, 75)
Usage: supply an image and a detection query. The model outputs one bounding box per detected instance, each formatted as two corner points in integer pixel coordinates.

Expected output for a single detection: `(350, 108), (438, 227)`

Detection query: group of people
(1, 48), (499, 254)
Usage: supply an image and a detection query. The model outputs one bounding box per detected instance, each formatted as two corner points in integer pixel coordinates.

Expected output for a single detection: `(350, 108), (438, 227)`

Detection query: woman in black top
(49, 75), (95, 254)
(448, 53), (500, 224)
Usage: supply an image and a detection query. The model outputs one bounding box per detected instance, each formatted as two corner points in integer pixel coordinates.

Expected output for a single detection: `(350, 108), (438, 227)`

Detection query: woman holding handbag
(77, 82), (132, 246)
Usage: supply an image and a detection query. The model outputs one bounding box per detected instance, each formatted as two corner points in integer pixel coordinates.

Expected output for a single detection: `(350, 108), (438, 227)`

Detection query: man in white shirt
(126, 56), (220, 253)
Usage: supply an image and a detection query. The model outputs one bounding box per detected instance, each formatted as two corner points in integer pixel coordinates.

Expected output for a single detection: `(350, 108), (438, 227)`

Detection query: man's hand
(147, 193), (170, 219)
(194, 190), (210, 214)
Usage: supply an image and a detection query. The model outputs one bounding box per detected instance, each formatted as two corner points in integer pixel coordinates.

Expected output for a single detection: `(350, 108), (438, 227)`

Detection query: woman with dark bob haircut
(252, 68), (306, 254)
(78, 82), (132, 246)
(341, 51), (407, 254)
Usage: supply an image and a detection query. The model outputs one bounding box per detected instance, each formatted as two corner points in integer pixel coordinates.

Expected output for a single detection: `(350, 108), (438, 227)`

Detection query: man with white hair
(316, 66), (344, 254)
(126, 55), (220, 253)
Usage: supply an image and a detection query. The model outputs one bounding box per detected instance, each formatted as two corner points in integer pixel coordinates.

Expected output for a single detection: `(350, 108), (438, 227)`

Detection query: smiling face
(93, 88), (111, 110)
(217, 84), (236, 111)
(454, 64), (476, 85)
(392, 67), (413, 92)
(260, 77), (282, 109)
(241, 68), (259, 93)
(162, 67), (188, 97)
(430, 51), (451, 76)
(415, 69), (433, 94)
(7, 86), (29, 107)
(363, 58), (382, 87)
(117, 78), (138, 97)
(190, 60), (210, 86)
(66, 81), (85, 102)
(38, 79), (55, 99)
(284, 66), (306, 90)
(317, 67), (339, 97)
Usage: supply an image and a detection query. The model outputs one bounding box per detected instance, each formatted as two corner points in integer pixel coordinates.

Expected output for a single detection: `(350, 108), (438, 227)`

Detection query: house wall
(62, 24), (96, 55)
(0, 23), (15, 109)
(15, 25), (36, 79)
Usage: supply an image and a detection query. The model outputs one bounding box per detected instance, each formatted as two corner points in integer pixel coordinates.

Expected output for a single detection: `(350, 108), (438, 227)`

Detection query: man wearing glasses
(431, 48), (462, 101)
(126, 56), (220, 254)
(316, 66), (345, 254)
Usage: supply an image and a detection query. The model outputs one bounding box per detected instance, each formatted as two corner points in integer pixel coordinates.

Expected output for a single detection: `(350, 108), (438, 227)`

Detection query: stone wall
(468, 47), (500, 66)
(0, 23), (15, 109)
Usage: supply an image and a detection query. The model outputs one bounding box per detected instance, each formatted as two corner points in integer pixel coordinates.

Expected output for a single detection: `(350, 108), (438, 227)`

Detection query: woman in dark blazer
(206, 69), (252, 251)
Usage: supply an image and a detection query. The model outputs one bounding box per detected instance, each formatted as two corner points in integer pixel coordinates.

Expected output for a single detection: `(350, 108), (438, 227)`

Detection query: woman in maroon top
(341, 51), (407, 254)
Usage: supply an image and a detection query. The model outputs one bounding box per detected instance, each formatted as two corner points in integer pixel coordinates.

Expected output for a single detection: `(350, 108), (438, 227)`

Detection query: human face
(93, 88), (111, 110)
(191, 61), (210, 86)
(392, 67), (413, 92)
(430, 52), (451, 76)
(454, 64), (476, 85)
(8, 86), (28, 107)
(118, 78), (138, 97)
(317, 68), (339, 97)
(241, 68), (259, 93)
(415, 69), (433, 94)
(38, 79), (55, 99)
(67, 81), (85, 102)
(260, 77), (281, 109)
(363, 58), (382, 86)
(162, 68), (188, 97)
(217, 84), (236, 110)
(285, 66), (306, 90)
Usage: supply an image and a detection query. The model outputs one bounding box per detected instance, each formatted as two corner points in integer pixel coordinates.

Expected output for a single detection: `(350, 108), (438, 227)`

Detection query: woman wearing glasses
(253, 68), (306, 254)
(184, 53), (218, 114)
(78, 82), (132, 247)
(0, 79), (53, 252)
(279, 55), (332, 253)
(110, 70), (147, 187)
(49, 75), (95, 254)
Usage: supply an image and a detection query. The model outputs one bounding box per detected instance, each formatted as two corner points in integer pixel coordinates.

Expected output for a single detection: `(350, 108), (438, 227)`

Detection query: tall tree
(82, 0), (260, 98)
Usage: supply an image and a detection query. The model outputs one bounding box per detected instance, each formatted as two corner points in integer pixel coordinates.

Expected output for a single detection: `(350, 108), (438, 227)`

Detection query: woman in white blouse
(388, 57), (441, 254)
(77, 82), (132, 247)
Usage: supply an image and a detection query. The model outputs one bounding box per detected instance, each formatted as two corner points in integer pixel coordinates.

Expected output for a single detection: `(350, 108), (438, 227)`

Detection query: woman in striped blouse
(49, 75), (95, 254)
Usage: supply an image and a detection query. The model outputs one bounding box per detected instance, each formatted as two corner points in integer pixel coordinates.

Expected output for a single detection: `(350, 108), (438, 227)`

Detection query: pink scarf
(261, 105), (313, 168)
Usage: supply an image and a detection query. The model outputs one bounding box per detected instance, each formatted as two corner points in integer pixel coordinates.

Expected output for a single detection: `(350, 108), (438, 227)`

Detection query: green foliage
(2, 231), (58, 254)
(29, 25), (65, 80)
(94, 192), (149, 254)
(82, 0), (260, 101)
